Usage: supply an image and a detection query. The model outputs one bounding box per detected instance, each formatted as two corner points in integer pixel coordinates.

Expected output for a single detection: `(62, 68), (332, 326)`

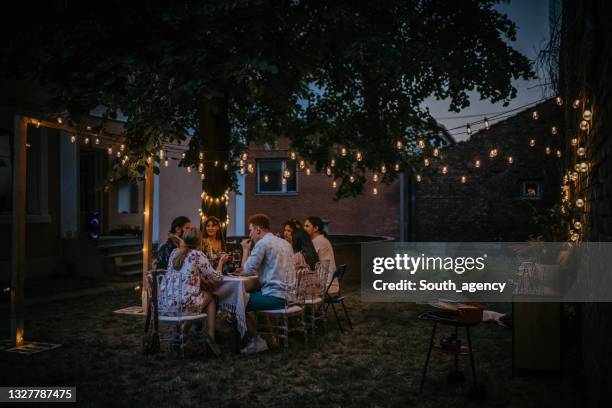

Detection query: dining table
(214, 274), (260, 338)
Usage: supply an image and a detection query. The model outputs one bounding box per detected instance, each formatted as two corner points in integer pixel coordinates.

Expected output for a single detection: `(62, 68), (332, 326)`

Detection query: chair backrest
(313, 260), (331, 296)
(324, 264), (347, 296)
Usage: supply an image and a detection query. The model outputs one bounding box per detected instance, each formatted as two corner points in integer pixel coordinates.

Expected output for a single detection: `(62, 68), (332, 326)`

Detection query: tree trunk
(198, 96), (230, 229)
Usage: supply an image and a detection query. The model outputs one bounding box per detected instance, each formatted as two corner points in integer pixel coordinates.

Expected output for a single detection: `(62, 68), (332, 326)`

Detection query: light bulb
(164, 160), (169, 167)
(381, 165), (387, 174)
(577, 147), (586, 156)
(349, 175), (355, 183)
(424, 158), (430, 167)
(484, 118), (490, 130)
(159, 149), (164, 160)
(187, 166), (191, 173)
(107, 147), (113, 155)
(574, 220), (582, 230)
(332, 181), (337, 188)
(579, 120), (589, 131)
(551, 126), (558, 135)
(575, 198), (585, 207)
(545, 146), (551, 155)
(70, 135), (76, 143)
(264, 175), (269, 183)
(241, 153), (248, 161)
(330, 159), (336, 167)
(290, 151), (296, 160)
(418, 139), (426, 149)
(475, 159), (481, 168)
(572, 99), (580, 109)
(341, 147), (348, 156)
(199, 152), (204, 160)
(84, 137), (90, 144)
(373, 187), (378, 195)
(356, 151), (363, 161)
(489, 148), (498, 158)
(373, 173), (379, 182)
(583, 110), (592, 121)
(120, 144), (125, 151)
(326, 167), (332, 176)
(507, 156), (513, 164)
(441, 165), (448, 175)
(466, 124), (472, 136)
(529, 139), (536, 147)
(396, 140), (403, 150)
(532, 111), (539, 120)
(306, 168), (311, 176)
(416, 174), (422, 182)
(555, 96), (563, 106)
(299, 160), (305, 169)
(394, 163), (400, 171)
(571, 138), (579, 146)
(433, 148), (439, 157)
(461, 176), (467, 184)
(556, 150), (562, 158)
(579, 162), (588, 173)
(571, 232), (580, 242)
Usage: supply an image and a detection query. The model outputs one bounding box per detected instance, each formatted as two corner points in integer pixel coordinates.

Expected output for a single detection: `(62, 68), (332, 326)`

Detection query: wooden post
(142, 163), (155, 309)
(11, 116), (28, 347)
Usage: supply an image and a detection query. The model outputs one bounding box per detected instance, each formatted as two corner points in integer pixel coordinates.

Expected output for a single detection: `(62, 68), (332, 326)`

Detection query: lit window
(257, 159), (297, 194)
(520, 180), (543, 199)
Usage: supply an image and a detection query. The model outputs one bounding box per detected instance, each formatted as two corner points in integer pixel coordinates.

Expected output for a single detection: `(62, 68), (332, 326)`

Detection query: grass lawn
(0, 285), (575, 407)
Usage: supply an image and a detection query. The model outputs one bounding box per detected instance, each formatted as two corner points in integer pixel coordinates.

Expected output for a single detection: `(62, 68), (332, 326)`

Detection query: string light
(556, 96), (564, 106)
(489, 148), (498, 158)
(120, 144), (125, 152)
(214, 160), (219, 167)
(466, 124), (472, 136)
(306, 168), (311, 176)
(424, 158), (430, 167)
(441, 165), (448, 175)
(551, 126), (558, 135)
(247, 163), (254, 174)
(223, 163), (228, 171)
(571, 232), (580, 242)
(107, 147), (113, 155)
(264, 175), (269, 183)
(182, 152), (186, 159)
(373, 187), (378, 195)
(57, 117), (63, 124)
(381, 165), (387, 174)
(199, 152), (204, 160)
(299, 160), (305, 169)
(187, 166), (192, 173)
(290, 151), (297, 160)
(147, 156), (152, 164)
(164, 159), (169, 167)
(484, 118), (490, 130)
(475, 159), (481, 168)
(396, 140), (403, 150)
(198, 163), (204, 173)
(556, 150), (562, 158)
(356, 151), (363, 161)
(84, 137), (90, 144)
(572, 99), (580, 109)
(159, 149), (165, 160)
(418, 139), (426, 149)
(349, 175), (355, 183)
(433, 148), (439, 157)
(575, 198), (585, 208)
(578, 162), (589, 173)
(461, 175), (467, 184)
(94, 137), (99, 145)
(394, 163), (400, 171)
(532, 111), (539, 120)
(70, 135), (76, 143)
(241, 152), (248, 161)
(579, 120), (589, 131)
(507, 156), (513, 164)
(529, 139), (536, 147)
(545, 146), (551, 155)
(373, 173), (379, 182)
(332, 180), (337, 188)
(330, 159), (336, 167)
(577, 147), (586, 157)
(416, 174), (422, 182)
(281, 177), (287, 185)
(574, 220), (582, 230)
(116, 151), (122, 158)
(340, 147), (348, 157)
(583, 110), (592, 121)
(240, 167), (245, 175)
(571, 138), (579, 146)
(283, 169), (291, 178)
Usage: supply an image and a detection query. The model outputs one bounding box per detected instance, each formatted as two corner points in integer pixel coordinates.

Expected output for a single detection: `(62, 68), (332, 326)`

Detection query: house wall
(560, 1), (612, 406)
(244, 139), (401, 238)
(414, 100), (562, 241)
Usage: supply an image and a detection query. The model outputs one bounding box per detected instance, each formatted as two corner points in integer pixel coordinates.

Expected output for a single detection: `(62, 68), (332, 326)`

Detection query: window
(117, 179), (139, 213)
(257, 159), (297, 194)
(520, 180), (543, 200)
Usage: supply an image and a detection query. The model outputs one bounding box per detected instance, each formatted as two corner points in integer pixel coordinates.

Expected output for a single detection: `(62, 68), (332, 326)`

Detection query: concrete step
(116, 259), (143, 269)
(106, 252), (142, 265)
(97, 239), (142, 249)
(104, 244), (142, 256)
(116, 265), (144, 277)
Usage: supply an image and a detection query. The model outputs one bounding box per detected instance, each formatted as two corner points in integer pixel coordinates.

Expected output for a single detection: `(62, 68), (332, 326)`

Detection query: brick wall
(415, 100), (562, 241)
(245, 139), (401, 237)
(560, 1), (612, 406)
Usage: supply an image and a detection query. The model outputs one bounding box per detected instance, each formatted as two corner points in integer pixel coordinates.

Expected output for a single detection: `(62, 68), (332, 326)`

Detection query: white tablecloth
(215, 275), (260, 338)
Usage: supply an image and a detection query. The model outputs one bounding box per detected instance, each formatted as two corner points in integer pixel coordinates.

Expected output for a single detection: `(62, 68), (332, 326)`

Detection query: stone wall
(415, 100), (562, 241)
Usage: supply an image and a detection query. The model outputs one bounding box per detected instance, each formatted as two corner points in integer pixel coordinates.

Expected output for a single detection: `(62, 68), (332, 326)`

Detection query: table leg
(467, 326), (477, 386)
(420, 322), (437, 393)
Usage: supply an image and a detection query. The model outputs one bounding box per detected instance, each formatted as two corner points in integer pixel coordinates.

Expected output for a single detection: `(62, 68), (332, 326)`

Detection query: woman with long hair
(304, 216), (338, 292)
(282, 218), (302, 243)
(158, 228), (229, 355)
(201, 216), (226, 262)
(291, 228), (319, 270)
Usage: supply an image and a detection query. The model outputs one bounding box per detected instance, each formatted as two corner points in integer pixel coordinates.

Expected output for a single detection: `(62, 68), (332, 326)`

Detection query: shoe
(205, 335), (222, 357)
(240, 335), (269, 354)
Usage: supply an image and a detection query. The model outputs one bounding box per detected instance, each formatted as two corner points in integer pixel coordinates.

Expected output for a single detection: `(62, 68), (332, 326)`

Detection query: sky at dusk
(426, 0), (552, 141)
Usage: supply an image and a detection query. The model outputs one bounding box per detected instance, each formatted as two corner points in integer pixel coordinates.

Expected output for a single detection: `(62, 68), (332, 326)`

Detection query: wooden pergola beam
(11, 116), (28, 347)
(141, 163), (155, 309)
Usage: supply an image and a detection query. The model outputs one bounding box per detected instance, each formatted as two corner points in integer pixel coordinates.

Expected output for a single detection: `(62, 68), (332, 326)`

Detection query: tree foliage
(2, 0), (534, 197)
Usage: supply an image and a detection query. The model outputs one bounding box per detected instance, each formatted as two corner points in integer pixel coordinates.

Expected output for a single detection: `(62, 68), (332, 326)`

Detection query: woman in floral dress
(158, 227), (229, 352)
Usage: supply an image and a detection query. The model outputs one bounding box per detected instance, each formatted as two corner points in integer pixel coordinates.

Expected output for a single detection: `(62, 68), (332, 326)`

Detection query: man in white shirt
(239, 213), (294, 353)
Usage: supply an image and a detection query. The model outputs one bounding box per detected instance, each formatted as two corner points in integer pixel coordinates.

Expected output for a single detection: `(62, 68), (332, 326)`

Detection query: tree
(2, 0), (533, 223)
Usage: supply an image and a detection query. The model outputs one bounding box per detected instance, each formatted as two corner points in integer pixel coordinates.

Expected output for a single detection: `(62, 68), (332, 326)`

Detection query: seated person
(282, 218), (302, 243)
(304, 216), (338, 293)
(201, 216), (226, 266)
(158, 228), (229, 355)
(154, 216), (191, 270)
(239, 213), (294, 353)
(291, 228), (319, 270)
